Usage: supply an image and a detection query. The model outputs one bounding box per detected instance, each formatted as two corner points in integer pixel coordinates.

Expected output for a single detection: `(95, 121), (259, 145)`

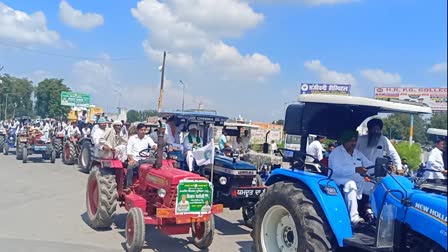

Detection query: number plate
(232, 188), (265, 198)
(34, 145), (47, 151)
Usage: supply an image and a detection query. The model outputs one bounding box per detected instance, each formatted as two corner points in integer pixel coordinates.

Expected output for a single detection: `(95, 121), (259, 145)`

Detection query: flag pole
(210, 139), (215, 184)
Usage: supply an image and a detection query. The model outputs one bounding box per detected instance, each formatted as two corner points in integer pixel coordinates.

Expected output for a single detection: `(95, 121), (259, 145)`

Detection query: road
(0, 151), (253, 252)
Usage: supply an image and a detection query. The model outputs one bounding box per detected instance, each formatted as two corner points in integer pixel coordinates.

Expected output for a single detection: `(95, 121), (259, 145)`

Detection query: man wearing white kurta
(92, 118), (107, 157)
(183, 124), (203, 172)
(356, 118), (402, 195)
(424, 139), (447, 181)
(126, 123), (157, 188)
(166, 116), (183, 151)
(306, 136), (326, 162)
(329, 130), (374, 225)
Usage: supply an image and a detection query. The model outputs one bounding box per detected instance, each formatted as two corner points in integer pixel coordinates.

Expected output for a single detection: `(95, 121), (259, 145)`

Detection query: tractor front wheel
(242, 205), (255, 229)
(53, 137), (62, 158)
(16, 143), (23, 160)
(125, 207), (145, 252)
(79, 141), (92, 173)
(0, 135), (4, 153)
(3, 142), (8, 155)
(63, 142), (77, 165)
(253, 182), (335, 252)
(50, 150), (56, 163)
(86, 168), (118, 229)
(192, 215), (215, 249)
(22, 146), (28, 163)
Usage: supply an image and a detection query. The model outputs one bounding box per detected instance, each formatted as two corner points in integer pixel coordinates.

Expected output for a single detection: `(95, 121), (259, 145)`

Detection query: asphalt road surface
(0, 151), (253, 252)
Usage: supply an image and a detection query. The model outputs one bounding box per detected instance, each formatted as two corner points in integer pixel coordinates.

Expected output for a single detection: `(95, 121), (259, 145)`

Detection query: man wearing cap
(356, 118), (402, 173)
(66, 120), (81, 138)
(99, 120), (128, 160)
(329, 130), (374, 226)
(183, 124), (203, 172)
(92, 118), (108, 157)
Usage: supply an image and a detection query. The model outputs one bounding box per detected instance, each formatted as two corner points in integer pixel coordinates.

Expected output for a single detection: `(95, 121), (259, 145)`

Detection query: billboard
(61, 91), (91, 108)
(300, 83), (351, 95)
(374, 87), (447, 112)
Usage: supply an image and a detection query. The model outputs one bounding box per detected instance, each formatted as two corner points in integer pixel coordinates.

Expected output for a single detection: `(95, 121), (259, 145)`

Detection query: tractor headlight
(157, 188), (167, 198)
(252, 177), (257, 186)
(219, 176), (227, 185)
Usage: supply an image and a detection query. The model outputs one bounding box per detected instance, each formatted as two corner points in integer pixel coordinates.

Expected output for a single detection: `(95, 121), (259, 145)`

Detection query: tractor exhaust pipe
(155, 121), (164, 168)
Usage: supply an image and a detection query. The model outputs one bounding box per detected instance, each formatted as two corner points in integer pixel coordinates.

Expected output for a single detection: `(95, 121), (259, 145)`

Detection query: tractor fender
(265, 168), (352, 247)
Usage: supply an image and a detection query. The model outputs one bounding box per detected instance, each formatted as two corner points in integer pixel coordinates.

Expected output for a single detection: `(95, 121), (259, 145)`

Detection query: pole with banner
(409, 114), (414, 145)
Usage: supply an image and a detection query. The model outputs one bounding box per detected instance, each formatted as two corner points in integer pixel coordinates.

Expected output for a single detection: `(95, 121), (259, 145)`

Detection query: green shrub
(393, 141), (422, 170)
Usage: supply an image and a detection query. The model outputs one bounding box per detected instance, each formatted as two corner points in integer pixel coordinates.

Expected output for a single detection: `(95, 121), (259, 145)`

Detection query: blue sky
(0, 0), (446, 121)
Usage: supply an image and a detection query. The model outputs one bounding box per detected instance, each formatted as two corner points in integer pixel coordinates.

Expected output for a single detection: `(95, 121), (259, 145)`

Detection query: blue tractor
(2, 126), (17, 155)
(252, 94), (447, 251)
(161, 110), (265, 227)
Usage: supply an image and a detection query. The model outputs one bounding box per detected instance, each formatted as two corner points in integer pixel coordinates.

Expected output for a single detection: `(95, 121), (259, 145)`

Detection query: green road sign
(175, 180), (213, 214)
(60, 91), (90, 107)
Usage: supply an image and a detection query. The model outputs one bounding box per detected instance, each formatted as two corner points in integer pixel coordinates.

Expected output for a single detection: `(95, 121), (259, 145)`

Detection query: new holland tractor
(85, 123), (222, 252)
(252, 94), (447, 252)
(161, 111), (266, 228)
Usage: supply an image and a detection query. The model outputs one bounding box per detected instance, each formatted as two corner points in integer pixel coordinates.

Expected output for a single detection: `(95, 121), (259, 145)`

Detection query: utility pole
(4, 93), (8, 121)
(157, 51), (167, 113)
(179, 80), (185, 112)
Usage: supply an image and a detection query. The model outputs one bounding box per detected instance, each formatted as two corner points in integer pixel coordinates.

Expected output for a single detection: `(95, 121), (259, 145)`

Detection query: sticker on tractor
(175, 180), (213, 215)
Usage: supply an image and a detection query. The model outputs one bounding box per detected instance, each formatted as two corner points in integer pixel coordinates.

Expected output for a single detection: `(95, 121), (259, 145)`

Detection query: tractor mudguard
(265, 168), (352, 247)
(100, 159), (123, 169)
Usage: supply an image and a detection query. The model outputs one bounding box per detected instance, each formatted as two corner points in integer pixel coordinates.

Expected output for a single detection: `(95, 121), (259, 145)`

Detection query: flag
(193, 140), (215, 166)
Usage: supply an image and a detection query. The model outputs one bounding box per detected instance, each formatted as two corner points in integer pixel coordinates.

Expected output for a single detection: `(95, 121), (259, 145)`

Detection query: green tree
(394, 141), (422, 170)
(0, 74), (34, 120)
(382, 113), (427, 144)
(430, 113), (447, 129)
(35, 78), (71, 118)
(127, 110), (140, 123)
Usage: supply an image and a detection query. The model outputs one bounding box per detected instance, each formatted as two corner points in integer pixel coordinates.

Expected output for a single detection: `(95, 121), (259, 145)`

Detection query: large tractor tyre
(16, 144), (23, 160)
(192, 215), (215, 249)
(125, 207), (146, 252)
(86, 168), (118, 229)
(50, 150), (56, 163)
(63, 142), (77, 165)
(79, 142), (92, 173)
(22, 147), (28, 163)
(252, 182), (335, 252)
(3, 142), (9, 155)
(53, 138), (62, 158)
(242, 206), (255, 229)
(0, 135), (4, 152)
(255, 174), (264, 186)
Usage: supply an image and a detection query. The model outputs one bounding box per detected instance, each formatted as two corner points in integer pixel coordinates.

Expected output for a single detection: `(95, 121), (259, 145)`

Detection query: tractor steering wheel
(138, 147), (157, 158)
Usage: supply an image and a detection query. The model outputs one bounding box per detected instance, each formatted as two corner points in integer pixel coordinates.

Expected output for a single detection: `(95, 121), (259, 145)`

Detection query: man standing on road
(306, 135), (326, 162)
(126, 123), (157, 188)
(424, 139), (447, 183)
(329, 130), (374, 226)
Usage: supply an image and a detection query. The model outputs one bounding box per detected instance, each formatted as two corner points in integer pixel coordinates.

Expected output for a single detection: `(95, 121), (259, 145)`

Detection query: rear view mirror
(374, 157), (390, 177)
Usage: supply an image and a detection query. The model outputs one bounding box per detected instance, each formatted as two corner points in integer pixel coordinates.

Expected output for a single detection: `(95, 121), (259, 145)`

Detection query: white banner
(193, 140), (215, 166)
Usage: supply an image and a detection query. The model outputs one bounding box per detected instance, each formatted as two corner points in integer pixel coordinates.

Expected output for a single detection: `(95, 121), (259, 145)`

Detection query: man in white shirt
(126, 123), (157, 188)
(92, 118), (108, 157)
(424, 139), (447, 182)
(329, 130), (374, 226)
(82, 124), (91, 138)
(241, 130), (251, 150)
(183, 124), (203, 171)
(66, 121), (81, 138)
(232, 136), (245, 152)
(306, 135), (326, 162)
(166, 116), (183, 150)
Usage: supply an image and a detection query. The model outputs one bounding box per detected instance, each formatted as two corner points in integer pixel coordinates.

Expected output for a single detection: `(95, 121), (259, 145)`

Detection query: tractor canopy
(427, 128), (448, 137)
(284, 94), (432, 141)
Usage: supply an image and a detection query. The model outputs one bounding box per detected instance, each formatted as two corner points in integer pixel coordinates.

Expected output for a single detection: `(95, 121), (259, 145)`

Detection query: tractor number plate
(34, 146), (47, 151)
(232, 188), (265, 198)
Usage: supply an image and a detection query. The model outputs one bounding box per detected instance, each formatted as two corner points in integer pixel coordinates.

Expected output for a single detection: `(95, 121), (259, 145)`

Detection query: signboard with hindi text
(60, 91), (91, 108)
(300, 83), (351, 95)
(374, 87), (447, 112)
(175, 180), (213, 215)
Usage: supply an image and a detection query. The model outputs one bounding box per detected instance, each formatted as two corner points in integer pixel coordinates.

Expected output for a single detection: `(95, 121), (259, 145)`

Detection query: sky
(0, 0), (446, 122)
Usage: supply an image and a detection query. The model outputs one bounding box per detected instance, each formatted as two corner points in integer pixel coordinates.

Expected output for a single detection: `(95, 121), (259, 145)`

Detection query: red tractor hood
(140, 160), (202, 188)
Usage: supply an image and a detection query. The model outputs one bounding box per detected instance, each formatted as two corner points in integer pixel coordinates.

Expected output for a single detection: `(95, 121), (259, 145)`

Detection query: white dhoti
(334, 177), (364, 223)
(186, 150), (194, 172)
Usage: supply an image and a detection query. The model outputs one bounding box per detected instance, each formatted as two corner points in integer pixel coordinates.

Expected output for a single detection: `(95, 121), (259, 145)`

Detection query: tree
(382, 113), (427, 144)
(430, 113), (447, 129)
(35, 78), (71, 119)
(394, 141), (422, 170)
(0, 74), (34, 120)
(127, 110), (140, 123)
(272, 119), (284, 125)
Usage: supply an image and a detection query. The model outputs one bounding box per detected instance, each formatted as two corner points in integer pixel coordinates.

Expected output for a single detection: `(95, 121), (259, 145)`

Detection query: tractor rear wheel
(63, 142), (77, 165)
(253, 182), (335, 252)
(22, 146), (28, 163)
(0, 135), (4, 152)
(53, 137), (62, 158)
(16, 143), (23, 160)
(50, 150), (56, 163)
(192, 215), (215, 249)
(125, 207), (145, 252)
(86, 168), (117, 229)
(79, 141), (92, 173)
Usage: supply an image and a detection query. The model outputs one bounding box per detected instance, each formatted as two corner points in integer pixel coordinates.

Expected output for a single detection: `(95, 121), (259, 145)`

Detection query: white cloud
(429, 62), (447, 74)
(304, 60), (356, 84)
(173, 0), (264, 37)
(131, 0), (279, 80)
(360, 69), (401, 85)
(0, 2), (60, 45)
(59, 0), (104, 31)
(72, 60), (115, 94)
(200, 42), (280, 81)
(251, 0), (356, 6)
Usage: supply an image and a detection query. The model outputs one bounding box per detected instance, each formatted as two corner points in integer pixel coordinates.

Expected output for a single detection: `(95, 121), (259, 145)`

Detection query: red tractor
(85, 133), (222, 252)
(62, 135), (80, 165)
(52, 131), (65, 158)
